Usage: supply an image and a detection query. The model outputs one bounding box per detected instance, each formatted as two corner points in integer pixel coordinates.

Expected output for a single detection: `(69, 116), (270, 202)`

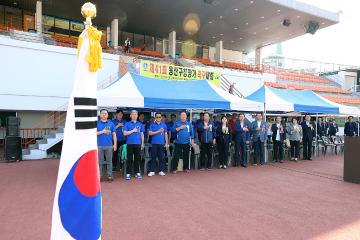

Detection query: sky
(260, 0), (360, 67)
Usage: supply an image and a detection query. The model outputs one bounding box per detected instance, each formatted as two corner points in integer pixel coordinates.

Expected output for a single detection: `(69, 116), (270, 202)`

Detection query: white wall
(340, 70), (357, 90)
(17, 111), (53, 128)
(0, 37), (119, 110)
(222, 49), (245, 63)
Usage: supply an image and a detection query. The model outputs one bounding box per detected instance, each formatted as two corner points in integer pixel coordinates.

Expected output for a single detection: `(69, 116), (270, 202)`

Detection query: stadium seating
(324, 96), (360, 104)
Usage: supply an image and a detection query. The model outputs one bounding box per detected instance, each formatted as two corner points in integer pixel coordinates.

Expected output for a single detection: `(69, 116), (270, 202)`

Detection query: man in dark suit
(250, 113), (267, 165)
(344, 116), (358, 137)
(317, 117), (327, 138)
(271, 116), (286, 163)
(234, 113), (251, 167)
(301, 114), (315, 160)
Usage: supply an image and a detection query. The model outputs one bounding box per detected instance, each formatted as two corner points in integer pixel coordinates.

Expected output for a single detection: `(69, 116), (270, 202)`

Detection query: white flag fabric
(51, 27), (102, 240)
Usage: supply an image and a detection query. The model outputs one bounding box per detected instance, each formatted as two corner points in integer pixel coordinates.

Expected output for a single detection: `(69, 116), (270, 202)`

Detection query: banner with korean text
(139, 60), (220, 86)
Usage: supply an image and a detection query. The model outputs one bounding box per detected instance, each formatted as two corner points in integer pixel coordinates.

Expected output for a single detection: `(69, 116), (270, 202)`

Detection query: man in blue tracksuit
(148, 112), (169, 177)
(234, 113), (251, 167)
(198, 112), (216, 170)
(172, 111), (195, 173)
(112, 109), (126, 170)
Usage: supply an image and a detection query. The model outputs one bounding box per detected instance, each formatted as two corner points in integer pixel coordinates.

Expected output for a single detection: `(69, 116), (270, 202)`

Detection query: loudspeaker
(305, 21), (320, 35)
(5, 136), (22, 161)
(344, 137), (360, 184)
(282, 19), (291, 27)
(6, 116), (20, 136)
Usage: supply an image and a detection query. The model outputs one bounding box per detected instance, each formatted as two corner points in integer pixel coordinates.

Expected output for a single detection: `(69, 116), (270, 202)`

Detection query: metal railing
(21, 128), (57, 148)
(220, 75), (244, 98)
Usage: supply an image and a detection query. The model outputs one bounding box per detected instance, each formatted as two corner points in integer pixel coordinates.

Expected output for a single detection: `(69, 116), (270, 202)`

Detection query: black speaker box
(5, 136), (22, 162)
(6, 116), (20, 136)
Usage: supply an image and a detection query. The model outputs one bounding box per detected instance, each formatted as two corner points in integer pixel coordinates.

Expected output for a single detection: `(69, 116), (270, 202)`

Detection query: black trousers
(218, 142), (229, 166)
(303, 138), (312, 159)
(290, 140), (300, 158)
(150, 144), (164, 172)
(126, 144), (141, 175)
(234, 140), (246, 166)
(112, 140), (126, 169)
(273, 140), (284, 161)
(172, 143), (190, 171)
(200, 143), (213, 169)
(253, 139), (265, 165)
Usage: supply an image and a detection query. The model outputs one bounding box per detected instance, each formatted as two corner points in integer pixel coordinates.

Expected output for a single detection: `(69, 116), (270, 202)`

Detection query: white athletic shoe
(159, 171), (166, 176)
(148, 172), (155, 177)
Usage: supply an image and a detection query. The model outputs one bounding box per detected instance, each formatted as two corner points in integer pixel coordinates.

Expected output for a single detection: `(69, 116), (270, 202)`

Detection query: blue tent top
(246, 86), (339, 114)
(97, 72), (264, 111)
(132, 73), (229, 109)
(271, 87), (339, 114)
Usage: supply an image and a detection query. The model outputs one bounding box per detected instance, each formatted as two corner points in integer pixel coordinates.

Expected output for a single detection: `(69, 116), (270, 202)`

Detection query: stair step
(36, 139), (47, 144)
(44, 133), (56, 139)
(22, 149), (30, 156)
(29, 143), (38, 150)
(56, 128), (64, 133)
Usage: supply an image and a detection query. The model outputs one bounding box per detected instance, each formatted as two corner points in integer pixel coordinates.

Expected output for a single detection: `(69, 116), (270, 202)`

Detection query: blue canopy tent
(98, 72), (264, 112)
(246, 86), (359, 115)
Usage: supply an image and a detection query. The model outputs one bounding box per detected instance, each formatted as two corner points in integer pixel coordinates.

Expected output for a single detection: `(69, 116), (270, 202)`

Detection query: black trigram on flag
(74, 97), (98, 130)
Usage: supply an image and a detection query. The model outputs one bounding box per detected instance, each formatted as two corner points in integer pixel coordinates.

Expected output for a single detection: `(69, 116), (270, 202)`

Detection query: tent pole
(315, 113), (318, 157)
(189, 109), (193, 170)
(264, 103), (267, 163)
(358, 114), (359, 136)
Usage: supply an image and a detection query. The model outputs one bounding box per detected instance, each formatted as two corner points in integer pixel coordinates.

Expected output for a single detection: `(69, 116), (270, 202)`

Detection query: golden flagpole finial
(81, 2), (97, 26)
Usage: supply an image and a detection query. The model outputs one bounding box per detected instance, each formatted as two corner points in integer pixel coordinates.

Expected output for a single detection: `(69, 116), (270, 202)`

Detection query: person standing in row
(271, 116), (286, 163)
(328, 119), (338, 137)
(172, 112), (195, 173)
(344, 116), (358, 137)
(301, 114), (314, 160)
(287, 118), (302, 161)
(124, 110), (145, 180)
(251, 113), (267, 165)
(317, 118), (327, 138)
(168, 114), (177, 143)
(234, 113), (250, 168)
(112, 109), (126, 171)
(148, 112), (169, 177)
(216, 116), (232, 169)
(97, 109), (117, 182)
(198, 112), (216, 171)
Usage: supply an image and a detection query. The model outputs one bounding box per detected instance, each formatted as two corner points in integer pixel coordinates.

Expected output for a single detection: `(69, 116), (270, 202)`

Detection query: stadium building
(0, 0), (359, 159)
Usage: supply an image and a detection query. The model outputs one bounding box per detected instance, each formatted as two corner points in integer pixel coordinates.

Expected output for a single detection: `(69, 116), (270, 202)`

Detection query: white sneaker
(223, 165), (227, 169)
(148, 172), (155, 177)
(159, 171), (166, 176)
(294, 158), (298, 161)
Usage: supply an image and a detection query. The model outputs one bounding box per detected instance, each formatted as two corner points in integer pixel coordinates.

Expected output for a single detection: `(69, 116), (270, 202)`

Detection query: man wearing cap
(97, 109), (117, 182)
(148, 112), (169, 177)
(172, 111), (195, 173)
(344, 116), (358, 137)
(198, 112), (216, 170)
(124, 110), (145, 180)
(112, 109), (126, 171)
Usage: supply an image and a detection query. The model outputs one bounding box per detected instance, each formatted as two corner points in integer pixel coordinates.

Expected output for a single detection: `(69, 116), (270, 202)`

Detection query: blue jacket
(197, 121), (216, 144)
(172, 120), (195, 144)
(235, 120), (250, 142)
(250, 120), (267, 142)
(112, 118), (127, 141)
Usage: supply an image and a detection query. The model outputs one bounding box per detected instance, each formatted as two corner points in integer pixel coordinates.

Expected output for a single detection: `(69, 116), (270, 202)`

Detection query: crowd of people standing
(96, 109), (358, 182)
